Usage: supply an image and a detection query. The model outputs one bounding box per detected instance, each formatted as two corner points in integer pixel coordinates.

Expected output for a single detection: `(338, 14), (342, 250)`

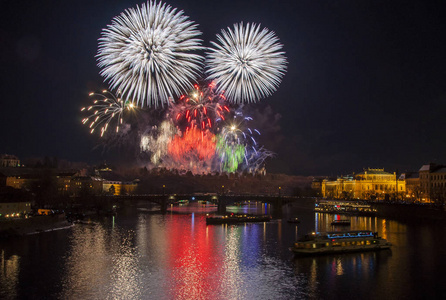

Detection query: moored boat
(331, 219), (351, 226)
(206, 213), (271, 225)
(290, 230), (391, 255)
(287, 217), (301, 224)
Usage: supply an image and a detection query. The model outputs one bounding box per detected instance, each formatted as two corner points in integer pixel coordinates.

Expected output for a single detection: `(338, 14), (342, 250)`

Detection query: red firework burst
(172, 82), (230, 132)
(168, 128), (216, 161)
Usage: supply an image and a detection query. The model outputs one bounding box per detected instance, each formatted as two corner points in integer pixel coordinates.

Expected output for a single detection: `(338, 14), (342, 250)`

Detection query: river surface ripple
(1, 199), (446, 300)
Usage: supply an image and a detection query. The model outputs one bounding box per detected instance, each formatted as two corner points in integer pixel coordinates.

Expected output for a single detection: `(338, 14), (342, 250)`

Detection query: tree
(108, 185), (116, 195)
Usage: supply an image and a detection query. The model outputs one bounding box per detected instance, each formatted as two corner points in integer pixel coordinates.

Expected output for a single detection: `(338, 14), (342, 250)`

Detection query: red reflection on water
(166, 214), (224, 299)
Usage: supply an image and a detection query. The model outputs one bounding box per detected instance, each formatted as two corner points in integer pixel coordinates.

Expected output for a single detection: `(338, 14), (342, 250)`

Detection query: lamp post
(279, 186), (281, 198)
(161, 185), (167, 213)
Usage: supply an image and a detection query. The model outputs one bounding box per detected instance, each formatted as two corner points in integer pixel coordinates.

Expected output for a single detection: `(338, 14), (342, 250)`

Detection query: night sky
(1, 0), (446, 176)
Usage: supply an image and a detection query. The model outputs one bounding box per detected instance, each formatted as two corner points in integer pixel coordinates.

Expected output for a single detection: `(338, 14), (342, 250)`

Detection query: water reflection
(0, 251), (19, 299)
(314, 212), (406, 241)
(293, 251), (393, 299)
(2, 201), (446, 299)
(60, 224), (141, 299)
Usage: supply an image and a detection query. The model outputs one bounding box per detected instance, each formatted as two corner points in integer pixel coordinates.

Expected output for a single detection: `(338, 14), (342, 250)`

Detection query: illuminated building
(0, 154), (20, 167)
(97, 169), (138, 195)
(0, 168), (39, 189)
(0, 187), (33, 217)
(321, 168), (406, 200)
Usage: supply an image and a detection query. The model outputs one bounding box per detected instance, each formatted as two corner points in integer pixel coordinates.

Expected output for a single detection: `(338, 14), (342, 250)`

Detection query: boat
(174, 200), (189, 205)
(206, 213), (271, 225)
(290, 230), (392, 255)
(315, 200), (377, 216)
(287, 217), (301, 224)
(331, 219), (351, 226)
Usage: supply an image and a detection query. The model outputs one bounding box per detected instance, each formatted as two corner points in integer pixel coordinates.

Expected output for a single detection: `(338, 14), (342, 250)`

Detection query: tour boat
(206, 213), (271, 225)
(331, 219), (351, 226)
(290, 230), (392, 255)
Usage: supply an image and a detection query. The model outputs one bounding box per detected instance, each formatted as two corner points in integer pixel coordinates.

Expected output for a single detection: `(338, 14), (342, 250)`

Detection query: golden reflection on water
(0, 251), (19, 299)
(335, 258), (344, 275)
(314, 212), (405, 242)
(381, 219), (387, 240)
(309, 258), (318, 292)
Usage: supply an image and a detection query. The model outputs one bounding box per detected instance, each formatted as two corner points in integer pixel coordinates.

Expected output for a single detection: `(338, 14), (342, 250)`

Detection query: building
(321, 168), (406, 200)
(0, 165), (141, 197)
(0, 187), (33, 217)
(98, 170), (138, 195)
(0, 154), (20, 167)
(419, 163), (446, 203)
(311, 178), (324, 197)
(0, 168), (39, 189)
(68, 175), (103, 196)
(400, 172), (420, 202)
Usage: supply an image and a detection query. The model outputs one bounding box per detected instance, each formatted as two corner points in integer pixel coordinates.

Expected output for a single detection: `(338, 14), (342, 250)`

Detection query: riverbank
(0, 214), (72, 238)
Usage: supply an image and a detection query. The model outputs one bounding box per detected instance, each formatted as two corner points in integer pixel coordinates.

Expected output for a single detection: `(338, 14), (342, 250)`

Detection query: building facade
(321, 168), (406, 200)
(419, 164), (446, 203)
(0, 154), (20, 167)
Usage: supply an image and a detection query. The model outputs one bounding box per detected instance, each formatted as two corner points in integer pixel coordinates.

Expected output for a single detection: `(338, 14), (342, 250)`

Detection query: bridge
(113, 193), (299, 214)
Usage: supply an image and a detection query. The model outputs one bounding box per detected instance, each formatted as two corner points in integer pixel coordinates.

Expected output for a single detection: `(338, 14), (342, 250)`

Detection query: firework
(215, 112), (260, 172)
(81, 90), (135, 137)
(169, 82), (230, 132)
(206, 23), (287, 103)
(140, 120), (177, 165)
(215, 135), (245, 173)
(97, 1), (204, 108)
(168, 128), (216, 172)
(244, 146), (274, 173)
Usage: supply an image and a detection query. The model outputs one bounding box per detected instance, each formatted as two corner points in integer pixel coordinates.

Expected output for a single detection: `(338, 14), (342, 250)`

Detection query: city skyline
(1, 0), (446, 176)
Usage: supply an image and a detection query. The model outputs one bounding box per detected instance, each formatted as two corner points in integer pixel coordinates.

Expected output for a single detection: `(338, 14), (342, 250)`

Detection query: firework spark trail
(244, 146), (275, 173)
(214, 111), (264, 172)
(206, 22), (287, 103)
(169, 82), (230, 133)
(81, 90), (134, 137)
(97, 1), (204, 108)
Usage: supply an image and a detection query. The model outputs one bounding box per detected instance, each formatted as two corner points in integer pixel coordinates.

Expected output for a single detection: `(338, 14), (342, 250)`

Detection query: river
(1, 199), (446, 299)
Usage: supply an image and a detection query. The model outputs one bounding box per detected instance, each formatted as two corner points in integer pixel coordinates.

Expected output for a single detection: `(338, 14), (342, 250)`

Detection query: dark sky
(1, 0), (446, 176)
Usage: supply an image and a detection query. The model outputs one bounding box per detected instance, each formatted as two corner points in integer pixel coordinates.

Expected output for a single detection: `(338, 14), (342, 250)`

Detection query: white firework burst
(97, 1), (204, 108)
(140, 120), (177, 165)
(206, 23), (287, 103)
